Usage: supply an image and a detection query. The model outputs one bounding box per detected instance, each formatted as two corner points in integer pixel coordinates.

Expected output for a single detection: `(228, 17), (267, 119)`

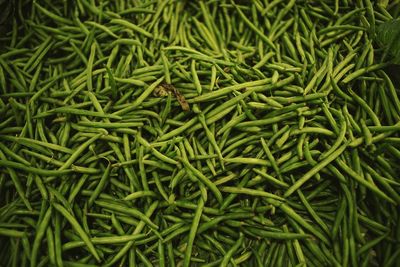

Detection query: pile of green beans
(1, 0), (400, 266)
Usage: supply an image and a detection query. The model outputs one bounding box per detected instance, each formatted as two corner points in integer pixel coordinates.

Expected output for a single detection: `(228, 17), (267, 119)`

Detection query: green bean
(245, 226), (310, 240)
(94, 200), (158, 230)
(349, 88), (381, 126)
(252, 168), (289, 188)
(0, 159), (72, 176)
(136, 134), (177, 165)
(31, 206), (52, 267)
(233, 4), (275, 50)
(284, 142), (348, 198)
(336, 158), (395, 203)
(235, 112), (297, 128)
(190, 78), (271, 103)
(78, 121), (144, 128)
(220, 186), (283, 201)
(85, 42), (96, 91)
(111, 19), (154, 38)
(180, 158), (223, 204)
(62, 234), (146, 251)
(360, 119), (373, 146)
(361, 162), (400, 204)
(379, 71), (400, 116)
(0, 142), (30, 166)
(224, 157), (270, 166)
(196, 110), (223, 168)
(34, 3), (72, 25)
(46, 226), (56, 265)
(37, 107), (122, 120)
(303, 63), (327, 95)
(59, 133), (102, 170)
(297, 189), (330, 237)
(260, 138), (281, 175)
(220, 232), (244, 267)
(22, 37), (52, 74)
(113, 77), (164, 115)
(114, 77), (147, 87)
(0, 228), (25, 238)
(190, 60), (202, 95)
(342, 63), (388, 83)
(124, 190), (157, 201)
(85, 21), (118, 39)
(53, 203), (101, 262)
(87, 163), (111, 207)
(183, 197), (204, 267)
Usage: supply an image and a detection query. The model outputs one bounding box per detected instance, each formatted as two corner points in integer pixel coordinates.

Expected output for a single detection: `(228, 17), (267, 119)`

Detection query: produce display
(0, 0), (400, 266)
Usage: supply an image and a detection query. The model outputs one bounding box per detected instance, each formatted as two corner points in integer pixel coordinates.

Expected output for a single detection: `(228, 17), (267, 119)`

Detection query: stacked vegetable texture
(0, 0), (400, 266)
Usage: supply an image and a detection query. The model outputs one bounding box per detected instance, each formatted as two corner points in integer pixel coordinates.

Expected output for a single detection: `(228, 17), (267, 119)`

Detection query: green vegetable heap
(0, 0), (399, 266)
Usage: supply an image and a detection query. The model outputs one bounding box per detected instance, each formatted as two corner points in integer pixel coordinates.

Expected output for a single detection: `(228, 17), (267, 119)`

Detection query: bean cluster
(0, 1), (399, 266)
